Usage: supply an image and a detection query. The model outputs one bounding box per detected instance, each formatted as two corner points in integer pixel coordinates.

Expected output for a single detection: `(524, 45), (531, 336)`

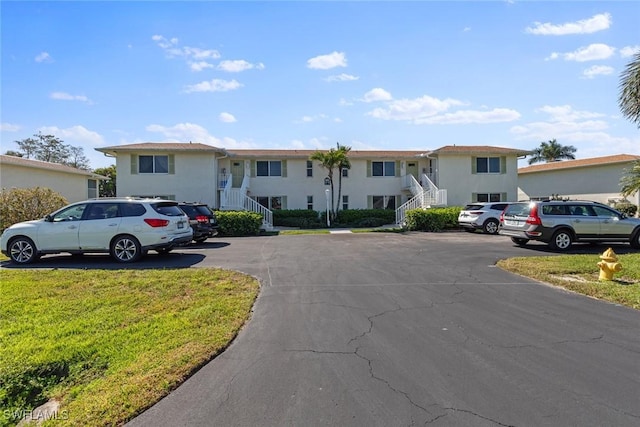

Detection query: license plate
(504, 220), (520, 226)
(178, 221), (184, 229)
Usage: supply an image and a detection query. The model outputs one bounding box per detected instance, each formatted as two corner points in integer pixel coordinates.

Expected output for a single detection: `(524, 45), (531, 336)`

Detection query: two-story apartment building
(95, 143), (530, 227)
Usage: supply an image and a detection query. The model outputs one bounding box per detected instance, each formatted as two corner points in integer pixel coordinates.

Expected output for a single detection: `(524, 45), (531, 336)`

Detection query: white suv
(0, 198), (193, 264)
(458, 202), (509, 234)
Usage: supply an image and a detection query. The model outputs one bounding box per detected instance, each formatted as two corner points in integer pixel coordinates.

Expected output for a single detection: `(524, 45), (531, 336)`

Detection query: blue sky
(1, 1), (639, 170)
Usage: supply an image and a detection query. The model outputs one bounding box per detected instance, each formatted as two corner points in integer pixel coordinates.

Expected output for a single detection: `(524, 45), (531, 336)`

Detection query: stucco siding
(0, 164), (92, 202)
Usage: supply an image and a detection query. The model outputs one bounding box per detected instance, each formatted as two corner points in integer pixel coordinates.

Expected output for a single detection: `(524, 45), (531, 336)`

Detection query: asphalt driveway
(44, 232), (640, 426)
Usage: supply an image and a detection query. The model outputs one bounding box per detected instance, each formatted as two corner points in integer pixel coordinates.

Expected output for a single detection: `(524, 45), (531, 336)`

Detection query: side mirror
(45, 214), (54, 222)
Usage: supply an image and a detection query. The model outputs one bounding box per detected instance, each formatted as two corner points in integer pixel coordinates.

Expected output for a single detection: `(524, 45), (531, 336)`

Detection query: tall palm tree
(335, 143), (351, 218)
(620, 160), (640, 198)
(310, 148), (342, 220)
(528, 139), (577, 165)
(618, 51), (640, 128)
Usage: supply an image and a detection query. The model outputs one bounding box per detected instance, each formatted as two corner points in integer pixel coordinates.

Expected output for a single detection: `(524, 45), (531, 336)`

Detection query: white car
(458, 202), (509, 234)
(0, 198), (193, 264)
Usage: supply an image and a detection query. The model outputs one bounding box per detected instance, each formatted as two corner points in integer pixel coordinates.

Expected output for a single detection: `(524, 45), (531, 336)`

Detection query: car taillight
(499, 212), (505, 223)
(526, 204), (542, 225)
(469, 211), (483, 216)
(195, 215), (209, 223)
(144, 218), (170, 227)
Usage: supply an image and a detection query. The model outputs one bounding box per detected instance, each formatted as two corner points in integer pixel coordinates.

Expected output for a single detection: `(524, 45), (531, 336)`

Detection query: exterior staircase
(395, 174), (447, 225)
(219, 174), (273, 230)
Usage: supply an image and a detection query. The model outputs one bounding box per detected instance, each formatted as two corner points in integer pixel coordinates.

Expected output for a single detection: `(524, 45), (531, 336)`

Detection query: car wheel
(549, 229), (572, 251)
(156, 247), (173, 255)
(483, 219), (499, 235)
(8, 237), (39, 264)
(631, 230), (640, 249)
(110, 235), (142, 263)
(511, 237), (529, 246)
(194, 237), (208, 243)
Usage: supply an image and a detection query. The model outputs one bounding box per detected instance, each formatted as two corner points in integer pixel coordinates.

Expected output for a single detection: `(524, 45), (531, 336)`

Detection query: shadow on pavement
(0, 252), (206, 270)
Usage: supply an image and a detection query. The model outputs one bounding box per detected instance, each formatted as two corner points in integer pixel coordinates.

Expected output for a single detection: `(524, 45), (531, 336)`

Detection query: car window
(87, 203), (119, 220)
(542, 205), (569, 215)
(569, 205), (594, 216)
(490, 204), (508, 211)
(592, 205), (620, 218)
(504, 203), (531, 217)
(119, 203), (146, 217)
(52, 204), (87, 222)
(194, 205), (213, 216)
(463, 204), (484, 210)
(152, 202), (185, 217)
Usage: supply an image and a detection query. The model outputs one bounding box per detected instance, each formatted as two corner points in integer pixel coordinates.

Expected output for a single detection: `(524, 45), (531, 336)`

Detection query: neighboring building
(0, 154), (106, 202)
(517, 154), (640, 208)
(95, 142), (530, 227)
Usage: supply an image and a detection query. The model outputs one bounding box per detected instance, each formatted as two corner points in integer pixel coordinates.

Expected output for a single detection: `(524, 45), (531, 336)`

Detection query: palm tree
(620, 160), (640, 198)
(618, 51), (640, 128)
(528, 139), (577, 165)
(335, 143), (351, 218)
(310, 148), (342, 221)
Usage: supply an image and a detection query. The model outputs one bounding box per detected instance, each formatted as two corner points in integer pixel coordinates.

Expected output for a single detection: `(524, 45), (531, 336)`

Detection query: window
(371, 195), (397, 210)
(88, 179), (97, 198)
(306, 161), (313, 177)
(372, 161), (395, 177)
(257, 161), (282, 177)
(475, 157), (501, 174)
(139, 155), (169, 174)
(341, 168), (348, 178)
(307, 196), (313, 210)
(52, 204), (88, 222)
(256, 196), (285, 210)
(475, 193), (503, 203)
(342, 195), (349, 210)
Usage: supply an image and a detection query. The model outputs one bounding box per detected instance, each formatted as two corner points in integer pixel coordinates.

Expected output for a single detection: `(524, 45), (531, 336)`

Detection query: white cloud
(415, 108), (521, 125)
(218, 60), (265, 72)
(145, 122), (257, 149)
(307, 51), (347, 70)
(547, 43), (615, 62)
(35, 52), (53, 63)
(183, 79), (243, 93)
(219, 112), (237, 123)
(526, 13), (611, 35)
(339, 98), (354, 107)
(296, 114), (328, 123)
(1, 123), (21, 132)
(38, 125), (104, 146)
(190, 61), (215, 72)
(620, 45), (640, 58)
(324, 73), (359, 82)
(362, 88), (393, 103)
(582, 65), (614, 79)
(537, 105), (606, 122)
(152, 35), (221, 71)
(50, 92), (92, 103)
(367, 95), (465, 121)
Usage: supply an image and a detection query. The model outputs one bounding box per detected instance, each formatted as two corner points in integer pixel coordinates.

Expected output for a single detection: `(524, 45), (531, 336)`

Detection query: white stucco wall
(0, 164), (94, 203)
(436, 154), (520, 206)
(518, 163), (640, 207)
(117, 152), (218, 207)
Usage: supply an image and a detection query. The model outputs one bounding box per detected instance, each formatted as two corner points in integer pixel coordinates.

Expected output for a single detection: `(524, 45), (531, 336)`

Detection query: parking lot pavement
(127, 232), (640, 427)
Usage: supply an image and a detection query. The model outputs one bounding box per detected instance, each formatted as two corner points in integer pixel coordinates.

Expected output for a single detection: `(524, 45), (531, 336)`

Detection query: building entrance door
(231, 161), (244, 188)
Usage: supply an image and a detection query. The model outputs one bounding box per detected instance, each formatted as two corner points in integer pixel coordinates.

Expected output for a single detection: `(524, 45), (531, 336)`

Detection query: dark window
(256, 160), (282, 177)
(307, 196), (313, 210)
(372, 161), (395, 177)
(139, 155), (169, 174)
(151, 202), (184, 216)
(476, 157), (501, 174)
(342, 195), (349, 210)
(307, 161), (313, 177)
(257, 161), (269, 176)
(372, 196), (396, 210)
(342, 168), (348, 177)
(119, 203), (146, 217)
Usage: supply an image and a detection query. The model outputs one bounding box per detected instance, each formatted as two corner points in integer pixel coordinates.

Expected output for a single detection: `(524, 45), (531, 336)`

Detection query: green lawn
(498, 252), (640, 309)
(0, 268), (259, 426)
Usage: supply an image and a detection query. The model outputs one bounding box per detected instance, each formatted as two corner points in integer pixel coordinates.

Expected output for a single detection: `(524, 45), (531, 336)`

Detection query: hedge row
(215, 211), (263, 236)
(272, 209), (396, 229)
(0, 187), (68, 232)
(404, 207), (462, 232)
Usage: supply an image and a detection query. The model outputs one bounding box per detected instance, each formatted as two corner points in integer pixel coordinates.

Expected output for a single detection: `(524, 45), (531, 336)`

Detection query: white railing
(220, 174), (273, 228)
(395, 174), (447, 225)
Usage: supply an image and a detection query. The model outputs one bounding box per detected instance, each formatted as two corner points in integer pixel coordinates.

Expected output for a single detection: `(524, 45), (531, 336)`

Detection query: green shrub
(0, 187), (68, 232)
(216, 211), (263, 236)
(404, 206), (462, 232)
(614, 202), (638, 217)
(272, 209), (321, 228)
(335, 209), (396, 227)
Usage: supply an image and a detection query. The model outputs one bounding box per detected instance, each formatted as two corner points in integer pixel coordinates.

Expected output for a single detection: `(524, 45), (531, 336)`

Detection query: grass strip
(497, 252), (640, 309)
(0, 268), (259, 426)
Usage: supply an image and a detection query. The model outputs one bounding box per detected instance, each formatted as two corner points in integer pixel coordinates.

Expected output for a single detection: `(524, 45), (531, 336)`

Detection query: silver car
(458, 202), (509, 234)
(1, 198), (193, 264)
(498, 200), (640, 251)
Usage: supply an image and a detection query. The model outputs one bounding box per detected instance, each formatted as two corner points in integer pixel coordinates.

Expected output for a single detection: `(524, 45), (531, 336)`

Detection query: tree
(620, 160), (640, 198)
(94, 165), (117, 197)
(618, 51), (640, 128)
(335, 143), (351, 219)
(4, 150), (23, 157)
(12, 132), (91, 169)
(310, 147), (343, 222)
(528, 139), (577, 165)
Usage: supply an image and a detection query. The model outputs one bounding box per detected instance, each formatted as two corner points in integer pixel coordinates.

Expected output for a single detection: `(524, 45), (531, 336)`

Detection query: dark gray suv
(498, 200), (640, 251)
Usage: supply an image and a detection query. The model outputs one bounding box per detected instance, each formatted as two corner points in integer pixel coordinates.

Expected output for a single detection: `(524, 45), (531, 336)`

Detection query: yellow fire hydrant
(597, 248), (622, 281)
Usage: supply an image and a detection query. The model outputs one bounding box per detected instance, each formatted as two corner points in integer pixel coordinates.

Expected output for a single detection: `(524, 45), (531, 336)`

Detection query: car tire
(549, 229), (572, 251)
(110, 235), (142, 263)
(483, 219), (499, 235)
(8, 237), (39, 264)
(194, 237), (208, 243)
(631, 229), (640, 249)
(511, 237), (529, 246)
